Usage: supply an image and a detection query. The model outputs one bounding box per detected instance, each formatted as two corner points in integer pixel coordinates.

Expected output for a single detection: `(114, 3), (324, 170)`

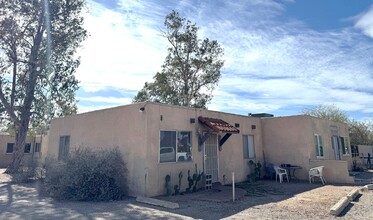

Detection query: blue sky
(75, 0), (373, 120)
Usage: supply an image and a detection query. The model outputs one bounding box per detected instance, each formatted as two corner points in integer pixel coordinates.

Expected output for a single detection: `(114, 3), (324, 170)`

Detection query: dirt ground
(1, 169), (373, 220)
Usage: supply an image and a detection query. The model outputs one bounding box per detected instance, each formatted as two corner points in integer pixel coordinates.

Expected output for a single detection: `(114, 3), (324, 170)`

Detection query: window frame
(58, 135), (70, 161)
(159, 130), (192, 163)
(315, 134), (324, 158)
(24, 143), (31, 154)
(34, 143), (41, 153)
(242, 135), (255, 159)
(340, 136), (349, 155)
(6, 143), (14, 154)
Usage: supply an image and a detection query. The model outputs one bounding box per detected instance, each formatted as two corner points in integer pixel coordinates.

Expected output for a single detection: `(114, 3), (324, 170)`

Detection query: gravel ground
(157, 181), (373, 220)
(1, 169), (373, 220)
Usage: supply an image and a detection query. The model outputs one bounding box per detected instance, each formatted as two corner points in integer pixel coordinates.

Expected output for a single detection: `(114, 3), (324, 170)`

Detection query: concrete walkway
(353, 170), (373, 184)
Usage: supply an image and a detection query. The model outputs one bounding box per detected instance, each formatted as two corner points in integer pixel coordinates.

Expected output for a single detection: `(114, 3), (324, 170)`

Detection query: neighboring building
(356, 145), (373, 166)
(0, 134), (48, 168)
(47, 102), (354, 197)
(262, 115), (354, 183)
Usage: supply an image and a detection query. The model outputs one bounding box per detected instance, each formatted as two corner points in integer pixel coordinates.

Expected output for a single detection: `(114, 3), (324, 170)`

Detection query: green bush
(42, 147), (128, 201)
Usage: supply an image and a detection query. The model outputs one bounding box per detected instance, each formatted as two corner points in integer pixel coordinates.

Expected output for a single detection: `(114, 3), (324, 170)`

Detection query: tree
(133, 11), (224, 108)
(349, 120), (373, 146)
(0, 0), (88, 173)
(302, 104), (349, 123)
(302, 104), (373, 146)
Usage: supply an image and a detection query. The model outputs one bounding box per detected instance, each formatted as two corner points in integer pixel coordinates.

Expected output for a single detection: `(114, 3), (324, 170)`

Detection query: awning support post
(219, 133), (232, 148)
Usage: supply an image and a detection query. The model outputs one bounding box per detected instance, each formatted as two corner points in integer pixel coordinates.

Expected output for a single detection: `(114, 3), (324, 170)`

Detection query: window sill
(177, 160), (193, 163)
(159, 160), (194, 164)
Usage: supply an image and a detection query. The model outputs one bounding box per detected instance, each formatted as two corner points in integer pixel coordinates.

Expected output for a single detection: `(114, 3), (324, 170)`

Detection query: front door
(204, 133), (219, 182)
(332, 136), (341, 160)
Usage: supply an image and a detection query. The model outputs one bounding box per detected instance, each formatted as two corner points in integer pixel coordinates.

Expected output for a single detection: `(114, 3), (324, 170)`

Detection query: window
(315, 134), (324, 158)
(340, 137), (349, 155)
(24, 143), (31, 153)
(160, 131), (192, 163)
(34, 143), (41, 153)
(6, 143), (14, 154)
(59, 136), (70, 161)
(243, 135), (255, 159)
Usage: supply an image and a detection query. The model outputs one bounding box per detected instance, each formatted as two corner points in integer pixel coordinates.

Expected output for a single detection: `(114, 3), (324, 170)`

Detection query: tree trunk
(4, 11), (44, 174)
(5, 122), (28, 173)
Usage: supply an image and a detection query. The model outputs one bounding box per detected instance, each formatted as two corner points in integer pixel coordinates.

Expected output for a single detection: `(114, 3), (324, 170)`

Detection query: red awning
(198, 116), (240, 134)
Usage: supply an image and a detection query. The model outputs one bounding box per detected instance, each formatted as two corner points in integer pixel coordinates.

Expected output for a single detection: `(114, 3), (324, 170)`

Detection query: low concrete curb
(346, 189), (360, 201)
(330, 196), (350, 216)
(136, 196), (179, 209)
(330, 185), (373, 216)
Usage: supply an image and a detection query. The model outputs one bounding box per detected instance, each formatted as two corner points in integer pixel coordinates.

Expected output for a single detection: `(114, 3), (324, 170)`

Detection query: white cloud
(78, 96), (132, 105)
(77, 104), (118, 114)
(76, 1), (167, 92)
(355, 5), (373, 38)
(75, 0), (373, 120)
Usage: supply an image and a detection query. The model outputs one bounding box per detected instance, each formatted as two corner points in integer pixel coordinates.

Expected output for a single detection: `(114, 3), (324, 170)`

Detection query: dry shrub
(42, 147), (128, 201)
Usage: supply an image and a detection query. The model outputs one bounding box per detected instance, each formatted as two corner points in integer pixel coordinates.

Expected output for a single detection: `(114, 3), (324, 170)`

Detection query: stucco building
(46, 102), (354, 197)
(0, 134), (48, 168)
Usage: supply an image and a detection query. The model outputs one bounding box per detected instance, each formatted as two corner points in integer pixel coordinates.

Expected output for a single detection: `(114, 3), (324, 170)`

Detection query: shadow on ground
(0, 181), (190, 220)
(0, 173), (324, 220)
(0, 168), (189, 220)
(1, 168), (368, 220)
(152, 179), (326, 219)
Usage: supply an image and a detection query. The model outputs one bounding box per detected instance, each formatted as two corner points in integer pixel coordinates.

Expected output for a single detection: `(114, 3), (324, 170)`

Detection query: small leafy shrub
(42, 147), (128, 201)
(352, 157), (364, 172)
(247, 160), (262, 182)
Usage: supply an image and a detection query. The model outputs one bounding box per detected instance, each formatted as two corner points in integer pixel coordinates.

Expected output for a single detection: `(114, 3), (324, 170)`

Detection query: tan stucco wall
(40, 135), (48, 162)
(262, 115), (352, 182)
(48, 103), (148, 196)
(47, 102), (264, 197)
(144, 104), (263, 196)
(46, 103), (354, 196)
(0, 134), (45, 168)
(309, 160), (354, 183)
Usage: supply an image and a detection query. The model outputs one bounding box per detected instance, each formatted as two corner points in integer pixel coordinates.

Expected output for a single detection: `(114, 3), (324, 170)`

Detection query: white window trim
(315, 134), (324, 159)
(243, 135), (256, 159)
(159, 130), (193, 164)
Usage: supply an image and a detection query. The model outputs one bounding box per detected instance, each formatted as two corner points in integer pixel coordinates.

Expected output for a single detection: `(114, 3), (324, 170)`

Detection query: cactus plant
(186, 164), (204, 193)
(165, 174), (172, 196)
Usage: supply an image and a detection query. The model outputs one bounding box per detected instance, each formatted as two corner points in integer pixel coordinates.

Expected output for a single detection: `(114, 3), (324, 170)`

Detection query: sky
(75, 0), (373, 120)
